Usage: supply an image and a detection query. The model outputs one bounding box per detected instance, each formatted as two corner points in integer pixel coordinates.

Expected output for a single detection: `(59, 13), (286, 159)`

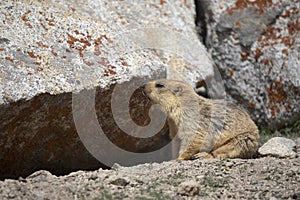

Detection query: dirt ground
(0, 154), (299, 200)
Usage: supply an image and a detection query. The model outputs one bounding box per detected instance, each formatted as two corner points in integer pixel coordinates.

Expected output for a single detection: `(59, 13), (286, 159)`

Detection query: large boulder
(0, 0), (214, 179)
(195, 0), (300, 129)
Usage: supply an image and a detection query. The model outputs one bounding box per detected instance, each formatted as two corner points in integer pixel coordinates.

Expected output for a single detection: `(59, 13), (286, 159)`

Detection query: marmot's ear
(174, 86), (183, 94)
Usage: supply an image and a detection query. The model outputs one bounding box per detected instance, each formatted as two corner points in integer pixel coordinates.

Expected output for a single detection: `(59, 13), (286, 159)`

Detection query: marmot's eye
(155, 83), (165, 88)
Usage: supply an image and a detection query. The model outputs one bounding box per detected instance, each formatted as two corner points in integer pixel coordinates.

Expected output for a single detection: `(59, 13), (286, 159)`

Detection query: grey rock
(0, 0), (214, 180)
(177, 180), (200, 196)
(258, 137), (296, 158)
(196, 0), (300, 129)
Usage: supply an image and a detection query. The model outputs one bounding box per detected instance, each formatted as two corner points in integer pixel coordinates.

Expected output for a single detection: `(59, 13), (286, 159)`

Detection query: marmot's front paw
(191, 152), (213, 160)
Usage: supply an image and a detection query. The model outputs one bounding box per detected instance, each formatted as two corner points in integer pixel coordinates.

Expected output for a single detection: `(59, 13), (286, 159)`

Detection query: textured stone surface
(0, 0), (214, 179)
(258, 137), (296, 158)
(196, 0), (300, 129)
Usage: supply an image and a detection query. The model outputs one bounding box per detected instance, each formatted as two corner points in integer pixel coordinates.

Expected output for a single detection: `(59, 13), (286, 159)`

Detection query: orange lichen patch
(94, 35), (112, 56)
(266, 78), (290, 117)
(256, 8), (298, 54)
(119, 57), (128, 66)
(103, 35), (112, 43)
(36, 42), (49, 48)
(282, 49), (289, 55)
(21, 10), (31, 21)
(67, 31), (112, 59)
(257, 37), (262, 42)
(5, 57), (14, 63)
(254, 48), (263, 61)
(227, 9), (234, 15)
(247, 102), (255, 109)
(21, 10), (33, 27)
(28, 52), (38, 58)
(46, 18), (55, 26)
(236, 0), (273, 13)
(235, 21), (242, 28)
(70, 7), (76, 12)
(104, 68), (117, 76)
(261, 58), (269, 65)
(33, 61), (41, 65)
(51, 47), (58, 57)
(227, 0), (273, 14)
(75, 46), (84, 57)
(229, 69), (234, 77)
(39, 20), (49, 31)
(44, 13), (55, 26)
(261, 25), (281, 42)
(287, 20), (300, 35)
(280, 36), (295, 47)
(67, 32), (92, 57)
(83, 59), (94, 66)
(240, 51), (250, 61)
(99, 57), (109, 66)
(160, 0), (165, 5)
(94, 46), (101, 56)
(0, 48), (4, 51)
(94, 37), (103, 46)
(67, 33), (77, 48)
(79, 38), (91, 46)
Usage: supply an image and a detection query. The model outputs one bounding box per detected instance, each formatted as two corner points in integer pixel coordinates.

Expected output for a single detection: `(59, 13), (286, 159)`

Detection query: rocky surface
(196, 0), (300, 129)
(258, 137), (297, 158)
(0, 156), (299, 200)
(0, 0), (214, 180)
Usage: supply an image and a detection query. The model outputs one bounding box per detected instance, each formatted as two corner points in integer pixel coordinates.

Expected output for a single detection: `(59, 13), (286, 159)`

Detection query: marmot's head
(142, 79), (197, 114)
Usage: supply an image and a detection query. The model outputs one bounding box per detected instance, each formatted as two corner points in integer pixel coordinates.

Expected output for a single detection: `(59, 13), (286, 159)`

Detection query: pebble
(177, 180), (200, 196)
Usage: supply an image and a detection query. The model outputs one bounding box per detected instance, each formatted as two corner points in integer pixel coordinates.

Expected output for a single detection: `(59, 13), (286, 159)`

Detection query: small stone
(26, 170), (54, 182)
(88, 174), (98, 181)
(111, 163), (122, 171)
(258, 137), (296, 158)
(225, 161), (234, 168)
(177, 180), (200, 196)
(110, 178), (130, 186)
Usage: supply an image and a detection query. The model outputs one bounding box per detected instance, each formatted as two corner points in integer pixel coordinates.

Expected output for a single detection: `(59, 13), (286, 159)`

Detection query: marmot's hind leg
(210, 133), (258, 159)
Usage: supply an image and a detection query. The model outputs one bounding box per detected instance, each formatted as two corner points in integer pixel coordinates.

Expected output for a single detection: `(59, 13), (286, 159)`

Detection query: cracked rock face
(0, 0), (214, 180)
(196, 0), (300, 129)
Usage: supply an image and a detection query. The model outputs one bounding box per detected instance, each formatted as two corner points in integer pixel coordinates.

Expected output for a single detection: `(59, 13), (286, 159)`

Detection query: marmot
(143, 79), (259, 160)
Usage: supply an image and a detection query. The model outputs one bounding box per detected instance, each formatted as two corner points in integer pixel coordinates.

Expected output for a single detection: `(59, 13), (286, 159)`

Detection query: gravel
(0, 156), (299, 199)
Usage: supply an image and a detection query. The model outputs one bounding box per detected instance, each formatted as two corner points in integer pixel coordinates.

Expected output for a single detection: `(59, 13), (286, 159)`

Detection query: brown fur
(143, 79), (259, 160)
